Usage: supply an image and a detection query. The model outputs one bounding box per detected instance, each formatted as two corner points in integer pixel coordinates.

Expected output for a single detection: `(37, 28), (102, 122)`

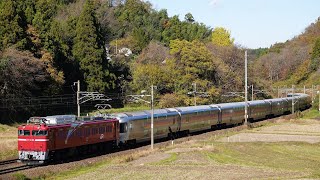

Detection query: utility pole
(312, 85), (314, 103)
(151, 85), (154, 150)
(277, 86), (280, 98)
(292, 85), (295, 115)
(76, 80), (80, 117)
(318, 90), (320, 112)
(244, 51), (248, 126)
(127, 85), (156, 150)
(116, 39), (118, 54)
(251, 84), (254, 101)
(193, 82), (197, 106)
(304, 85), (306, 94)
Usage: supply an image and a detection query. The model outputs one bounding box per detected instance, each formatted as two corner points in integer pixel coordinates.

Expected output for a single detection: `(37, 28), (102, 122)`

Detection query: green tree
(32, 0), (58, 51)
(17, 0), (36, 24)
(162, 15), (182, 45)
(169, 39), (215, 79)
(211, 27), (234, 47)
(73, 0), (114, 92)
(0, 0), (28, 50)
(184, 13), (194, 23)
(131, 63), (167, 92)
(165, 39), (226, 98)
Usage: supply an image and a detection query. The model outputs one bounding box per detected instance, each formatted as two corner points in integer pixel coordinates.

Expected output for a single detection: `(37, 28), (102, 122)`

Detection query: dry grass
(0, 124), (17, 160)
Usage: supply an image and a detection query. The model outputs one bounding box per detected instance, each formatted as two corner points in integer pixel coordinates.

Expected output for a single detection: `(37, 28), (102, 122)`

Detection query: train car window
(120, 123), (127, 133)
(173, 118), (176, 124)
(24, 130), (30, 136)
(32, 130), (48, 136)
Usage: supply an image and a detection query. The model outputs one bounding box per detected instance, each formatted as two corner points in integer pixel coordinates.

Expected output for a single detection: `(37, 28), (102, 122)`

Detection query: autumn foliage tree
(0, 48), (51, 98)
(211, 27), (234, 47)
(310, 38), (320, 71)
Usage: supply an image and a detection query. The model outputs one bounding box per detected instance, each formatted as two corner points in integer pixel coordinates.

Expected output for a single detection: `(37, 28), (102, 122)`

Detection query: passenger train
(17, 93), (311, 164)
(111, 93), (311, 145)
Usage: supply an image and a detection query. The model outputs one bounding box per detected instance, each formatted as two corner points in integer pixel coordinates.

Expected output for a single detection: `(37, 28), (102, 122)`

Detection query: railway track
(0, 164), (33, 175)
(0, 159), (17, 166)
(0, 159), (36, 176)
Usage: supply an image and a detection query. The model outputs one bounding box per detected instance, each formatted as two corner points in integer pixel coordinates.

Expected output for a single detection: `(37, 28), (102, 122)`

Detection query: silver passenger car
(110, 93), (311, 145)
(248, 100), (271, 120)
(111, 109), (180, 144)
(217, 102), (246, 125)
(176, 105), (220, 133)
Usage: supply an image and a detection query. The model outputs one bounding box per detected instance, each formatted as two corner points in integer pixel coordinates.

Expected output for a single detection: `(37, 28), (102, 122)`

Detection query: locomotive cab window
(32, 130), (48, 136)
(120, 123), (127, 133)
(18, 130), (30, 136)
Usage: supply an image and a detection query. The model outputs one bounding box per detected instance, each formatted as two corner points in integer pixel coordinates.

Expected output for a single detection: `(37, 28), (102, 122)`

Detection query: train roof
(18, 118), (118, 129)
(106, 93), (311, 122)
(217, 102), (246, 108)
(111, 108), (180, 121)
(247, 100), (269, 105)
(43, 115), (76, 125)
(175, 105), (219, 114)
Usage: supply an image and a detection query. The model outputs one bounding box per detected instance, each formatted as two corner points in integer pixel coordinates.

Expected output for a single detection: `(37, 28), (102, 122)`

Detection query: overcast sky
(146, 0), (320, 49)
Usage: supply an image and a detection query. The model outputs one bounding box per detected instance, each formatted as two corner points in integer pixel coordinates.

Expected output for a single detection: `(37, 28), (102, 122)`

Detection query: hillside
(253, 18), (320, 88)
(0, 0), (265, 122)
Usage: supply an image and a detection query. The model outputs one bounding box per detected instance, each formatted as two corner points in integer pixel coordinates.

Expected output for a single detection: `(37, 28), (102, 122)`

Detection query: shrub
(159, 93), (185, 108)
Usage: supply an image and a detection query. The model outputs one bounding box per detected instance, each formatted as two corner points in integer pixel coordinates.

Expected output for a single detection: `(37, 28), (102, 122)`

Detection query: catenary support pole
(244, 51), (248, 126)
(292, 85), (294, 115)
(77, 80), (80, 117)
(193, 83), (197, 106)
(251, 84), (254, 101)
(151, 85), (154, 150)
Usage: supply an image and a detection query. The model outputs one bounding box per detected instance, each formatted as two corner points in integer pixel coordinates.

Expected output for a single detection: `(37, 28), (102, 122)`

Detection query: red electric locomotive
(18, 115), (119, 165)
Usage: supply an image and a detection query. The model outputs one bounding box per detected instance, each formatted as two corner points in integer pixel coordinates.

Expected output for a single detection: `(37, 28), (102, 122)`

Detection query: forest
(0, 0), (319, 122)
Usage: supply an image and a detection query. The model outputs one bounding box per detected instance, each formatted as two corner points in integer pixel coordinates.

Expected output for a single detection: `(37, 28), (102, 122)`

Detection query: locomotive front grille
(19, 150), (48, 161)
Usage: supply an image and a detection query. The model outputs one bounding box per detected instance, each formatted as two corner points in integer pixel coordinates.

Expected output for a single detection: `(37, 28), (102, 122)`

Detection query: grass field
(301, 108), (320, 119)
